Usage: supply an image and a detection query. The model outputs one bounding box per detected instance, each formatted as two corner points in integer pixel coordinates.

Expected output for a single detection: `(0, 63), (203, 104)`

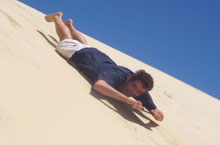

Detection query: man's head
(120, 70), (154, 97)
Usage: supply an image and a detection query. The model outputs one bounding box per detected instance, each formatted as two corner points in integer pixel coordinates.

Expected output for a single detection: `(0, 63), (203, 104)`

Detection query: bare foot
(45, 12), (63, 22)
(64, 19), (73, 27)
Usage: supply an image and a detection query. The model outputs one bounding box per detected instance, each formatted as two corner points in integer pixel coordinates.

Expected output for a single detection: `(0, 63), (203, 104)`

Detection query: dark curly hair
(130, 69), (154, 91)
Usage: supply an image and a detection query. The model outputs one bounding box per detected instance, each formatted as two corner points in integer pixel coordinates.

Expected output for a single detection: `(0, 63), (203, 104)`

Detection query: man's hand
(150, 108), (164, 121)
(127, 98), (144, 110)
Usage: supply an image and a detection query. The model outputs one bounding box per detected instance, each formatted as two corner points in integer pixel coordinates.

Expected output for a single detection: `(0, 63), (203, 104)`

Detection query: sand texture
(1, 0), (220, 145)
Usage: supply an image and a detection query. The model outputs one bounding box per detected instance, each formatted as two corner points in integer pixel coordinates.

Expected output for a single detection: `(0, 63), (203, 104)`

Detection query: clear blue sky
(20, 0), (220, 100)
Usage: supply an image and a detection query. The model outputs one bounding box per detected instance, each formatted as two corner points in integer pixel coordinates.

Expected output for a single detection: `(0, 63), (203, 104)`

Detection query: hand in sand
(150, 108), (164, 121)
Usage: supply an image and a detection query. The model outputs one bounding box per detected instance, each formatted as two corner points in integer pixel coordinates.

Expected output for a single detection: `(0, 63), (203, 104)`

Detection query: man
(45, 12), (164, 121)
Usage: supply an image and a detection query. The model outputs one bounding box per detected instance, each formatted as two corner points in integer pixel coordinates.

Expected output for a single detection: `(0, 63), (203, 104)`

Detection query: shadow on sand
(37, 30), (58, 48)
(37, 29), (159, 131)
(90, 90), (159, 130)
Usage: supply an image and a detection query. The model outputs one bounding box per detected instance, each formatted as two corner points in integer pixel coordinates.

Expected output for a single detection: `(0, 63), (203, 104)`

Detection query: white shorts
(56, 39), (89, 59)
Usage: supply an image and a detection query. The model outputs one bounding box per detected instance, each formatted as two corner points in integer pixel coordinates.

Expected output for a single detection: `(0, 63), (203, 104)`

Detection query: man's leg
(45, 12), (72, 41)
(64, 19), (87, 45)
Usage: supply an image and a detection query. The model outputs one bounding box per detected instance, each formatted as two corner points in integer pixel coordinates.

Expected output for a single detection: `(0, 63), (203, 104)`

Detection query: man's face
(120, 80), (147, 97)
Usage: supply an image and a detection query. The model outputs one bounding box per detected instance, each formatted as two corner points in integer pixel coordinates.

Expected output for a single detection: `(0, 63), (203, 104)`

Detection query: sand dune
(1, 0), (220, 145)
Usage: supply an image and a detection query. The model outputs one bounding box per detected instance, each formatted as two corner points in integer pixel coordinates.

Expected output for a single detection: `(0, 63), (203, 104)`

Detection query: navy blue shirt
(70, 47), (156, 110)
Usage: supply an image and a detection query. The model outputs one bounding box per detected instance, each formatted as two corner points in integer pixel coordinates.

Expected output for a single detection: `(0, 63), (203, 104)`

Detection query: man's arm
(135, 92), (164, 121)
(93, 80), (144, 110)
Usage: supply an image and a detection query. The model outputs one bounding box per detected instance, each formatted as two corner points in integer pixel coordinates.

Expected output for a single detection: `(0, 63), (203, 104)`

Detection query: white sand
(1, 0), (220, 145)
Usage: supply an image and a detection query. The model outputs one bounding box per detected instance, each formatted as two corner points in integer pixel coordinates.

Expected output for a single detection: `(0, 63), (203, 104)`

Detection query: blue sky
(20, 0), (220, 100)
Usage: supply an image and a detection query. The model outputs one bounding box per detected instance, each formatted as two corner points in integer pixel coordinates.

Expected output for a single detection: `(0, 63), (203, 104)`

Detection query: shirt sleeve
(134, 92), (157, 111)
(97, 68), (128, 88)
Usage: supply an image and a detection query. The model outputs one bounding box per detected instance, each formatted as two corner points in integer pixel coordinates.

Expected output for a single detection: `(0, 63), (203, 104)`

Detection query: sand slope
(1, 0), (220, 145)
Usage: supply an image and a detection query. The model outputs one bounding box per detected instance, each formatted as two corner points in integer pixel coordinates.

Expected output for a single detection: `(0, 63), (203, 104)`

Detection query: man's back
(70, 47), (133, 85)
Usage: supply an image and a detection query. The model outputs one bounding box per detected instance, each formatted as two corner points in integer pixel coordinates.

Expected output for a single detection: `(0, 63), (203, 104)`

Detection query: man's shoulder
(113, 65), (133, 75)
(100, 65), (133, 79)
(98, 65), (133, 88)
